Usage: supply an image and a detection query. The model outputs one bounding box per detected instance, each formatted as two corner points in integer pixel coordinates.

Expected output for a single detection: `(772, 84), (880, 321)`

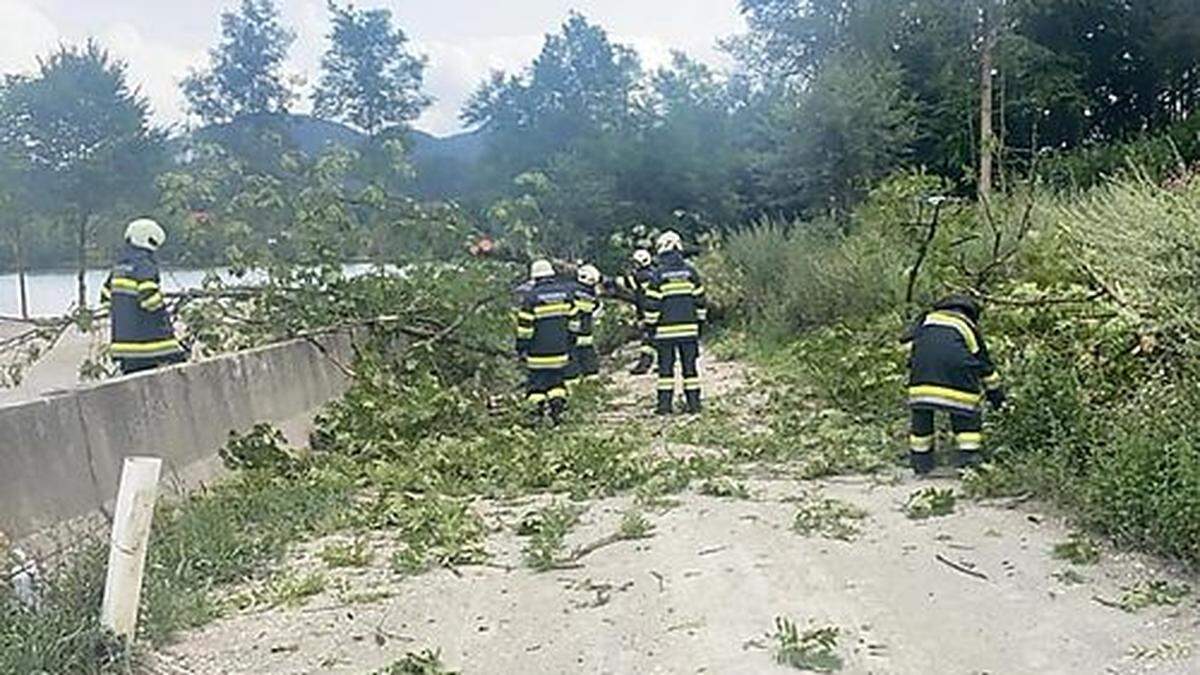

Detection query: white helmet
(530, 259), (555, 281)
(656, 230), (683, 254)
(577, 264), (601, 286)
(633, 249), (653, 267)
(125, 218), (166, 252)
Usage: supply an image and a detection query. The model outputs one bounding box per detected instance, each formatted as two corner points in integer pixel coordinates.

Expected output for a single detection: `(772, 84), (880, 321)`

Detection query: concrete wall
(0, 333), (355, 540)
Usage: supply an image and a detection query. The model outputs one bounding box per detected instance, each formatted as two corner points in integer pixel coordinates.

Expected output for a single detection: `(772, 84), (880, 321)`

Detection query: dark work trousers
(909, 406), (983, 473)
(527, 367), (568, 422)
(656, 339), (701, 414)
(569, 345), (600, 380)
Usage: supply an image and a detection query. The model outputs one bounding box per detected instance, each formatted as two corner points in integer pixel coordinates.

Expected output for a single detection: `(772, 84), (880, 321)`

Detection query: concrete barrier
(0, 333), (354, 540)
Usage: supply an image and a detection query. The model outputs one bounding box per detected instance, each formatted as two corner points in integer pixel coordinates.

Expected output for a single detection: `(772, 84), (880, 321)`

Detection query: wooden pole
(100, 456), (162, 642)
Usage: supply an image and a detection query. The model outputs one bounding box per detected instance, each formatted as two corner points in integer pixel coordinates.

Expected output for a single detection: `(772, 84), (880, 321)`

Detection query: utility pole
(978, 2), (998, 203)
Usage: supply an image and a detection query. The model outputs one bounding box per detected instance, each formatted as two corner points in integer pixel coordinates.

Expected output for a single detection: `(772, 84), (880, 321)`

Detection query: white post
(100, 456), (163, 642)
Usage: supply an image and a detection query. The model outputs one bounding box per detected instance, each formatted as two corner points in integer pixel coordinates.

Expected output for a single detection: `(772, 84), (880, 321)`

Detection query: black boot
(656, 390), (674, 416)
(955, 450), (984, 470)
(630, 353), (653, 375)
(549, 398), (567, 426)
(685, 390), (702, 414)
(910, 451), (936, 476)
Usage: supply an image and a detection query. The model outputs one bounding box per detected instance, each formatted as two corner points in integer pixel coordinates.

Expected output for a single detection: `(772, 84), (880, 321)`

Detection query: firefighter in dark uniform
(100, 219), (186, 375)
(644, 231), (707, 415)
(515, 259), (577, 423)
(608, 249), (657, 375)
(903, 294), (1006, 474)
(566, 264), (602, 384)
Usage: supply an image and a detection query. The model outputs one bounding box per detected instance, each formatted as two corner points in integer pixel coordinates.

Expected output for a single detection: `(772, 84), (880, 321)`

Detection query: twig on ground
(936, 553), (989, 581)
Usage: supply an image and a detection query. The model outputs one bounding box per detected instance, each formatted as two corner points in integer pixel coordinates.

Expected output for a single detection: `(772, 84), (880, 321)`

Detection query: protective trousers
(656, 339), (700, 414)
(909, 407), (983, 474)
(567, 345), (600, 383)
(527, 367), (568, 423)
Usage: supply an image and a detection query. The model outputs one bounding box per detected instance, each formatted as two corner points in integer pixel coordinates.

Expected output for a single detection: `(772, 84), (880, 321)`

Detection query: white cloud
(415, 35), (543, 135)
(0, 0), (61, 72)
(99, 22), (205, 127)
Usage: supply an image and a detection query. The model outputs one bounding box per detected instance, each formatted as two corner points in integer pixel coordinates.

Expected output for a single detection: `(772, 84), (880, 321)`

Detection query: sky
(0, 0), (747, 137)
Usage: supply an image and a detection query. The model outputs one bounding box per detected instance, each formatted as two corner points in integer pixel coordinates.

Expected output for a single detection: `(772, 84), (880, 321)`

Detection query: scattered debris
(935, 553), (988, 581)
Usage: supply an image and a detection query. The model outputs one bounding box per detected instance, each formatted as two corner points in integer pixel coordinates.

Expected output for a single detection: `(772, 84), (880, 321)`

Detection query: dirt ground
(153, 354), (1200, 675)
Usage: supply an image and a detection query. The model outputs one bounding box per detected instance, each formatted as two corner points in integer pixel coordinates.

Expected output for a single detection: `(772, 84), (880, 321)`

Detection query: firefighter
(567, 264), (602, 383)
(101, 219), (187, 376)
(644, 231), (707, 415)
(515, 259), (577, 424)
(903, 294), (1006, 475)
(608, 248), (657, 375)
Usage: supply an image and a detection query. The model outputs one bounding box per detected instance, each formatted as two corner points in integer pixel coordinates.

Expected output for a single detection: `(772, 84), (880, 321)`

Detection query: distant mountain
(189, 113), (487, 199)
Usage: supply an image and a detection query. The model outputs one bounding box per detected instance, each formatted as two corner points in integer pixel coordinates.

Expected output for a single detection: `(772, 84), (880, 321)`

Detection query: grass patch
(320, 537), (374, 569)
(770, 616), (842, 672)
(520, 502), (584, 571)
(375, 649), (458, 674)
(904, 487), (957, 520)
(1051, 533), (1101, 566)
(1115, 580), (1191, 613)
(618, 509), (655, 540)
(792, 497), (868, 541)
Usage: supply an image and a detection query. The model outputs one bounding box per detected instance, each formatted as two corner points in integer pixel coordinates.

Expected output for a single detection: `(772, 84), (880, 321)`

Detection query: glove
(986, 388), (1007, 410)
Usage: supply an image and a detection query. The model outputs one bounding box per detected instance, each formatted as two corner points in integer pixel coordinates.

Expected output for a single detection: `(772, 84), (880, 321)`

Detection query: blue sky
(0, 0), (746, 136)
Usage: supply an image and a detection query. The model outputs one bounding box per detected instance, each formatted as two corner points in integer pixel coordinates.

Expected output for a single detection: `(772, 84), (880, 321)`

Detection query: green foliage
(386, 496), (487, 575)
(618, 509), (655, 540)
(1051, 533), (1101, 566)
(183, 0), (296, 124)
(792, 497), (868, 541)
(904, 488), (957, 520)
(320, 537), (374, 569)
(1114, 580), (1192, 614)
(375, 650), (458, 675)
(770, 616), (842, 672)
(520, 502), (583, 571)
(220, 423), (302, 474)
(313, 3), (430, 136)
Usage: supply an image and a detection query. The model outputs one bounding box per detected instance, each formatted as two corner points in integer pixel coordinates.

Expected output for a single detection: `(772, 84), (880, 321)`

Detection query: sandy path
(155, 353), (1200, 675)
(0, 319), (100, 406)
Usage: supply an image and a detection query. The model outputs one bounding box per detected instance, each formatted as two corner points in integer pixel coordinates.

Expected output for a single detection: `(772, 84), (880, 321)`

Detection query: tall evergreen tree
(313, 2), (431, 136)
(183, 0), (296, 125)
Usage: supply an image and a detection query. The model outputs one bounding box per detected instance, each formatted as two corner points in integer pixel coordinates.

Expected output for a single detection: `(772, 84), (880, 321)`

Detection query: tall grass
(713, 170), (1200, 567)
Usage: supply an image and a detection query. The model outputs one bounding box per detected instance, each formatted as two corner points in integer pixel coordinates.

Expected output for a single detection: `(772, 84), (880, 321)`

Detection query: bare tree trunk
(15, 225), (28, 320)
(76, 212), (89, 312)
(979, 5), (997, 203)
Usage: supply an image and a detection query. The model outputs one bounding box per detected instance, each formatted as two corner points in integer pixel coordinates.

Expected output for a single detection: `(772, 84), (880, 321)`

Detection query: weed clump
(904, 488), (957, 520)
(1051, 533), (1101, 566)
(792, 497), (868, 541)
(770, 616), (842, 672)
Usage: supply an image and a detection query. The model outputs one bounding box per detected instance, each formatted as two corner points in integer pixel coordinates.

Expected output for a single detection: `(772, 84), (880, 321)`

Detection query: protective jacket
(101, 245), (183, 364)
(570, 280), (600, 348)
(906, 308), (1001, 413)
(644, 251), (707, 341)
(515, 278), (578, 370)
(609, 266), (655, 323)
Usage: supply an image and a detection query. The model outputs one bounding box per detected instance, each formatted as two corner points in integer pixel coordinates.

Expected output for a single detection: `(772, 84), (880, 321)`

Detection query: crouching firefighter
(645, 231), (707, 415)
(566, 264), (602, 384)
(903, 295), (1006, 475)
(608, 249), (657, 375)
(101, 219), (187, 375)
(515, 259), (577, 424)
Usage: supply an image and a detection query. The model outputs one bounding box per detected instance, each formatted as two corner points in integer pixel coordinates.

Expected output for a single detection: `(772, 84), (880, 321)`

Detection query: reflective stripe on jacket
(515, 278), (578, 368)
(644, 251), (707, 341)
(101, 245), (183, 361)
(906, 310), (1000, 412)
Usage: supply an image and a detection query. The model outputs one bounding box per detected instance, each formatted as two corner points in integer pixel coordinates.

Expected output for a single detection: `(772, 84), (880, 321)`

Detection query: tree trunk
(979, 5), (997, 203)
(77, 213), (89, 313)
(15, 224), (28, 320)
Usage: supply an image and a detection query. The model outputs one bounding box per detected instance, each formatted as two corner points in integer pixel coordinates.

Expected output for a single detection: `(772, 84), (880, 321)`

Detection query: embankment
(0, 333), (354, 540)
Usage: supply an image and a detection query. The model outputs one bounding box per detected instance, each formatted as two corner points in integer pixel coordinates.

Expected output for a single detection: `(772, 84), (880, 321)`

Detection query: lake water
(0, 264), (379, 317)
